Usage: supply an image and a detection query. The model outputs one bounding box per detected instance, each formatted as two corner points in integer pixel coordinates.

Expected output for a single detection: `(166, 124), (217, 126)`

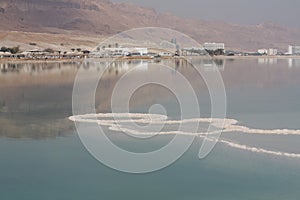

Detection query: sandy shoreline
(1, 55), (300, 64)
(211, 55), (300, 59)
(0, 58), (84, 64)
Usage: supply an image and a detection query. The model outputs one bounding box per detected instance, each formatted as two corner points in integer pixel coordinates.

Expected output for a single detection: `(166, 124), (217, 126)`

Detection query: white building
(94, 47), (148, 57)
(134, 48), (148, 55)
(258, 48), (278, 56)
(258, 49), (268, 55)
(288, 45), (300, 55)
(203, 43), (225, 51)
(268, 48), (278, 56)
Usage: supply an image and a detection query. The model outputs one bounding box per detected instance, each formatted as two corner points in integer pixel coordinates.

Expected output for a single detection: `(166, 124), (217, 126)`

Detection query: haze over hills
(0, 0), (300, 51)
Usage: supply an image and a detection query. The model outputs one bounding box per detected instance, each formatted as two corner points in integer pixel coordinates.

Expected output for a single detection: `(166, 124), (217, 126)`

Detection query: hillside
(0, 0), (300, 51)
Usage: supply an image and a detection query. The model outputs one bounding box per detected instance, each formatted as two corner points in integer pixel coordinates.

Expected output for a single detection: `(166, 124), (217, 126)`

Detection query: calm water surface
(1, 58), (300, 200)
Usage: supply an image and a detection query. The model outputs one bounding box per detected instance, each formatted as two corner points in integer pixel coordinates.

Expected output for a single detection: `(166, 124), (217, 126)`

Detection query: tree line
(0, 46), (20, 54)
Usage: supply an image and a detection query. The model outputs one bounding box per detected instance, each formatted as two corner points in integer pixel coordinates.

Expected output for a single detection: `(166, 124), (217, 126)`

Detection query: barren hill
(0, 0), (299, 51)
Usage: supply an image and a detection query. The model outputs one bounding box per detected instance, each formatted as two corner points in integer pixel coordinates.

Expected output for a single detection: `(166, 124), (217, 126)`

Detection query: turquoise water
(1, 59), (300, 199)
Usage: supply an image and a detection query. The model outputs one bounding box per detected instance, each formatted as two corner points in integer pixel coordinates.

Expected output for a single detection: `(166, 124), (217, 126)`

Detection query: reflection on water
(1, 58), (300, 200)
(0, 62), (80, 139)
(258, 58), (300, 68)
(258, 58), (278, 65)
(0, 62), (82, 75)
(1, 58), (300, 139)
(288, 58), (300, 68)
(0, 59), (226, 75)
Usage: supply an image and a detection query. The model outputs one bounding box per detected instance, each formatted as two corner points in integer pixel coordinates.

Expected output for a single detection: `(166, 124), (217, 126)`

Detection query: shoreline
(0, 58), (84, 64)
(1, 55), (300, 64)
(213, 55), (300, 59)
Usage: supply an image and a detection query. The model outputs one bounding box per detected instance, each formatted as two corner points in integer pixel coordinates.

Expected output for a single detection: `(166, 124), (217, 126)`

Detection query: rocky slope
(0, 0), (299, 51)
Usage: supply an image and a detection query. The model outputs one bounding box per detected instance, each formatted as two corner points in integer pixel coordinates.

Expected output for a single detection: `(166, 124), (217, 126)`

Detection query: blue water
(1, 59), (300, 199)
(1, 135), (300, 200)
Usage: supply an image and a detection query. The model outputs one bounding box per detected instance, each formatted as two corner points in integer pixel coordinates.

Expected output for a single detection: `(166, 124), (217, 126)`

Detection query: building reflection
(0, 62), (81, 75)
(5, 58), (300, 139)
(288, 59), (300, 68)
(0, 58), (227, 76)
(258, 58), (278, 65)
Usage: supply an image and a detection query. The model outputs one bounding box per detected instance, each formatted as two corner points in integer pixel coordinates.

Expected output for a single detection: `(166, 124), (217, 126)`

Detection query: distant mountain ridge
(0, 0), (300, 51)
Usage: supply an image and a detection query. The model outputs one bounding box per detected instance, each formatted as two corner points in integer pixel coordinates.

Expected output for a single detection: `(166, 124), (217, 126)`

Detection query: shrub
(0, 46), (9, 52)
(10, 46), (20, 54)
(44, 48), (55, 53)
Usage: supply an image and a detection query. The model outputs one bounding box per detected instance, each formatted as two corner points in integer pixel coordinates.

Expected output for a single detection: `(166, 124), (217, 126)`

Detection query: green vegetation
(44, 48), (55, 53)
(206, 49), (225, 56)
(10, 46), (20, 54)
(0, 46), (9, 52)
(0, 46), (20, 54)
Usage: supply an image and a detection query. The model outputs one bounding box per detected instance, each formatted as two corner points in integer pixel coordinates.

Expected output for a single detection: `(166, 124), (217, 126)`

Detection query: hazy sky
(112, 0), (300, 28)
